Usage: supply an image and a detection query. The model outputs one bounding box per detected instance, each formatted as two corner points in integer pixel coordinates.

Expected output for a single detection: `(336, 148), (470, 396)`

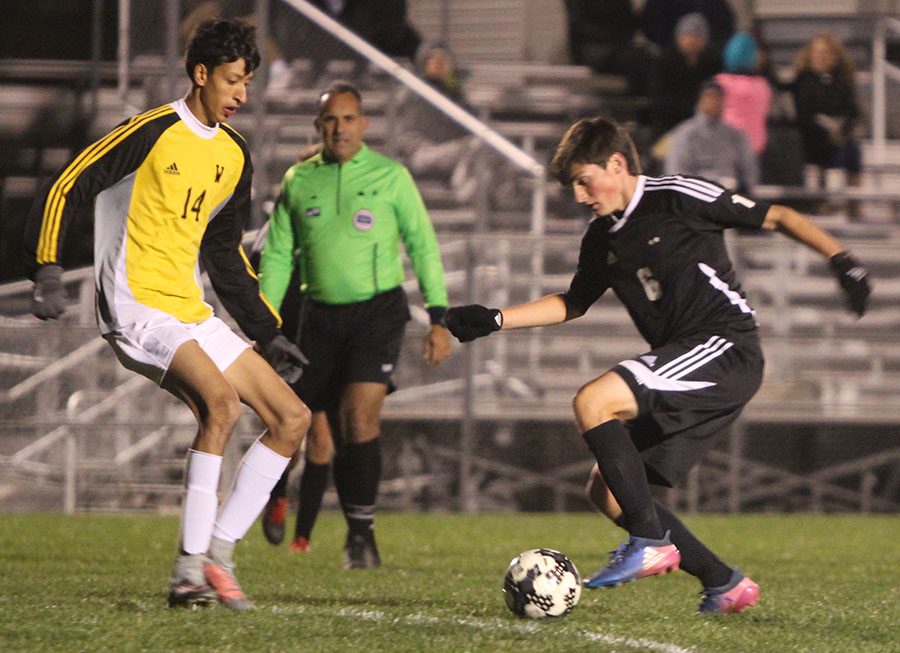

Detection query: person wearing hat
(641, 0), (736, 50)
(716, 31), (773, 155)
(647, 12), (723, 140)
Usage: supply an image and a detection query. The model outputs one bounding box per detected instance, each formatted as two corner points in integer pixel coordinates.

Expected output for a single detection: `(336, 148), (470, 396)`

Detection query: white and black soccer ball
(503, 548), (581, 618)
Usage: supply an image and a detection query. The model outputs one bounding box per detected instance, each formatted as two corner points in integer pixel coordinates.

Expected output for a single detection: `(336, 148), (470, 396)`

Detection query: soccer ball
(502, 548), (581, 618)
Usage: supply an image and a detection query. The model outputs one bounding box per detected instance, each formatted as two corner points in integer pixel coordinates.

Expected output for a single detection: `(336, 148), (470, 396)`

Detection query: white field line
(269, 605), (694, 653)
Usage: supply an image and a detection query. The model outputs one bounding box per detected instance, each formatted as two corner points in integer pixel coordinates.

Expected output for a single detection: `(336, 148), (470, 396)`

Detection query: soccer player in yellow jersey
(24, 19), (311, 611)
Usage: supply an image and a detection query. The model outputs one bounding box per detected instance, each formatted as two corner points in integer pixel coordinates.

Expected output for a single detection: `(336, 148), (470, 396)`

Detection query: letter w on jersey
(620, 336), (734, 391)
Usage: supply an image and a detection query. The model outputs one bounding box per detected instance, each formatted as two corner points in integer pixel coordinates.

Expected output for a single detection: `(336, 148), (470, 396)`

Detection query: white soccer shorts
(103, 311), (250, 386)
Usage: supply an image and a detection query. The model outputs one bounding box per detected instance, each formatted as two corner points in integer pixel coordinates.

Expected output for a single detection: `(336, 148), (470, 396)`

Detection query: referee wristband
(427, 306), (448, 326)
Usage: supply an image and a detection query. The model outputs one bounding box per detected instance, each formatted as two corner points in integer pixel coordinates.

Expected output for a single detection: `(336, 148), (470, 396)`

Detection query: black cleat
(166, 580), (216, 608)
(343, 531), (381, 570)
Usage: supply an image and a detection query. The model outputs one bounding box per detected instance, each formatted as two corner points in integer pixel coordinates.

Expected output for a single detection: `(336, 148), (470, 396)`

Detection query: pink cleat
(699, 570), (760, 614)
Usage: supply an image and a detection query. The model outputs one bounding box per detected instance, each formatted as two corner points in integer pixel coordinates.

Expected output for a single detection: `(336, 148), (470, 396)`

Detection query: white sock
(212, 439), (291, 543)
(181, 449), (222, 555)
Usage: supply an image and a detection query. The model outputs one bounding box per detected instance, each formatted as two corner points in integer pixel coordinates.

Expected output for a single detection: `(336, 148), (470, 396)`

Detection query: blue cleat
(583, 531), (681, 589)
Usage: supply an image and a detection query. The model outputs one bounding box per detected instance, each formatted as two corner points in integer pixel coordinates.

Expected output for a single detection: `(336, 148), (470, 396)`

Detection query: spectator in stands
(24, 18), (309, 612)
(716, 31), (772, 155)
(310, 0), (421, 59)
(395, 43), (478, 202)
(443, 115), (870, 616)
(419, 43), (465, 103)
(563, 0), (650, 94)
(664, 80), (758, 192)
(641, 0), (735, 51)
(647, 12), (722, 141)
(791, 33), (862, 194)
(257, 82), (452, 567)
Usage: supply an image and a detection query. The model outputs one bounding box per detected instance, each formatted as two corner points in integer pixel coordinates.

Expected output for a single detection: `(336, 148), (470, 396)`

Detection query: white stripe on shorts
(619, 360), (716, 392)
(618, 335), (734, 392)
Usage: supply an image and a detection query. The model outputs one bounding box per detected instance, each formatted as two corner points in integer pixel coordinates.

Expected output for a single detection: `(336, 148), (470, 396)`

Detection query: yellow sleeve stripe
(37, 105), (175, 263)
(238, 244), (283, 327)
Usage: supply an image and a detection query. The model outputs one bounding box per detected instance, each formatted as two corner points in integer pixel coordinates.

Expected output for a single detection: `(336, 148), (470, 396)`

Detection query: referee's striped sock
(334, 438), (382, 536)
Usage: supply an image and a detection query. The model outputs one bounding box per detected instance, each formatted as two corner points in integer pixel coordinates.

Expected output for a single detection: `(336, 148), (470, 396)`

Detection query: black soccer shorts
(612, 331), (765, 487)
(292, 287), (410, 412)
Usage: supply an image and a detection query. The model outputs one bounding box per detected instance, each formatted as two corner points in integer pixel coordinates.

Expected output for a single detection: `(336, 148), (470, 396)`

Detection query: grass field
(0, 512), (897, 652)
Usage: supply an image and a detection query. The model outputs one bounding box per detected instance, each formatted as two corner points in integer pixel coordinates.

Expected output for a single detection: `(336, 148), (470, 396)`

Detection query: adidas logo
(164, 162), (180, 175)
(847, 266), (867, 281)
(640, 355), (657, 367)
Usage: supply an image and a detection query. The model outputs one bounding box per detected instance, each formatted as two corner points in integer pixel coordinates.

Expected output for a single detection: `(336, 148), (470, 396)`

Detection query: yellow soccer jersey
(26, 100), (281, 343)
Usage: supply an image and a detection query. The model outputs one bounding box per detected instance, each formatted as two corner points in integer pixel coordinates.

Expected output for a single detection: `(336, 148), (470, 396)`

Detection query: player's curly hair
(184, 18), (260, 82)
(550, 116), (641, 185)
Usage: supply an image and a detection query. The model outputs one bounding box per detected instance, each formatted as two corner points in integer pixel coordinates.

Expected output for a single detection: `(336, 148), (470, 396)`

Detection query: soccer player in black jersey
(445, 117), (870, 614)
(25, 20), (310, 610)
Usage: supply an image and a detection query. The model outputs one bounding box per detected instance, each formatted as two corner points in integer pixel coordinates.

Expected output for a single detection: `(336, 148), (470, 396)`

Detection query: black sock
(653, 499), (732, 588)
(582, 421), (664, 539)
(334, 438), (381, 537)
(294, 461), (330, 540)
(270, 468), (290, 500)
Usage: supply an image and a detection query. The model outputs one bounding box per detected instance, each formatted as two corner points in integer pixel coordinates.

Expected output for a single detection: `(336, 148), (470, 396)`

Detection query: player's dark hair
(550, 116), (641, 184)
(317, 81), (363, 118)
(184, 19), (260, 82)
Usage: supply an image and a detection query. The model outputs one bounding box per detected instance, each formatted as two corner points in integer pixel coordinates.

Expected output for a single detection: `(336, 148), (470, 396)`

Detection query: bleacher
(1, 2), (899, 514)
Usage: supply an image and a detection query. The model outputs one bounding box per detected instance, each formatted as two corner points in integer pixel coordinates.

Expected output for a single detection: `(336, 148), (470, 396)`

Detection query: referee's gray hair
(550, 116), (641, 184)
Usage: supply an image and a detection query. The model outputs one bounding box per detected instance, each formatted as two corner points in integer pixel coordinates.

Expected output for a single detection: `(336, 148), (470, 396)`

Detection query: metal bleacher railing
(2, 226), (900, 514)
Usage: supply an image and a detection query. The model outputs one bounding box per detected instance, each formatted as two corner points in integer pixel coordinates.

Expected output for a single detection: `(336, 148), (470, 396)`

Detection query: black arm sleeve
(200, 146), (281, 344)
(562, 222), (610, 317)
(24, 110), (176, 275)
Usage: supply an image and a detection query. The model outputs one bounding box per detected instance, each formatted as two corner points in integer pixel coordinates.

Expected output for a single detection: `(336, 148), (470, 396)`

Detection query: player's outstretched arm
(761, 204), (871, 316)
(446, 294), (569, 343)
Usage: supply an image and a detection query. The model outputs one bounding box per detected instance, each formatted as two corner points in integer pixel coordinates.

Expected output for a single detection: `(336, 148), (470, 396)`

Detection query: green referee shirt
(259, 144), (448, 321)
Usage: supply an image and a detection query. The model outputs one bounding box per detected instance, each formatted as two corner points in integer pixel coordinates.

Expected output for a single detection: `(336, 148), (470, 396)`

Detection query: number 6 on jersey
(636, 266), (662, 301)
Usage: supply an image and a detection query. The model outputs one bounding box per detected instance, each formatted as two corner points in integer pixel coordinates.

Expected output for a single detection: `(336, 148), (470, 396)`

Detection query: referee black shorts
(612, 331), (764, 488)
(291, 287), (410, 412)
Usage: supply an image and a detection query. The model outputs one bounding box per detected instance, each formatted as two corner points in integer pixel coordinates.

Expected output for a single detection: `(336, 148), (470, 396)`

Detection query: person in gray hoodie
(664, 80), (758, 193)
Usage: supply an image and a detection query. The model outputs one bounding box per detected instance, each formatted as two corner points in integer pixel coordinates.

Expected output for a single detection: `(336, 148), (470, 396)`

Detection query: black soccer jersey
(564, 175), (770, 348)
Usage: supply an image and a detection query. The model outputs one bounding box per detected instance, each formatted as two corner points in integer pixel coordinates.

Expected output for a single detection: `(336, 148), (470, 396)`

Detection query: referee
(445, 116), (870, 613)
(258, 82), (451, 568)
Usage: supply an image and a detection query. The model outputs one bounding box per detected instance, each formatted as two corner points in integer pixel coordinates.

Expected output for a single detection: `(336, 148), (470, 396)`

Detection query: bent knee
(271, 400), (312, 447)
(572, 375), (637, 429)
(572, 384), (617, 427)
(345, 412), (380, 443)
(206, 389), (242, 432)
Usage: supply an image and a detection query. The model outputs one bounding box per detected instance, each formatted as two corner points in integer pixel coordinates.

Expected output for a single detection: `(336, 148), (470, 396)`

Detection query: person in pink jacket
(716, 31), (772, 155)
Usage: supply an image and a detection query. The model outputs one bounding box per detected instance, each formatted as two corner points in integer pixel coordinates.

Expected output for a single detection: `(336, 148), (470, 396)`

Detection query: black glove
(260, 334), (309, 385)
(31, 264), (66, 320)
(829, 251), (870, 317)
(444, 304), (503, 343)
